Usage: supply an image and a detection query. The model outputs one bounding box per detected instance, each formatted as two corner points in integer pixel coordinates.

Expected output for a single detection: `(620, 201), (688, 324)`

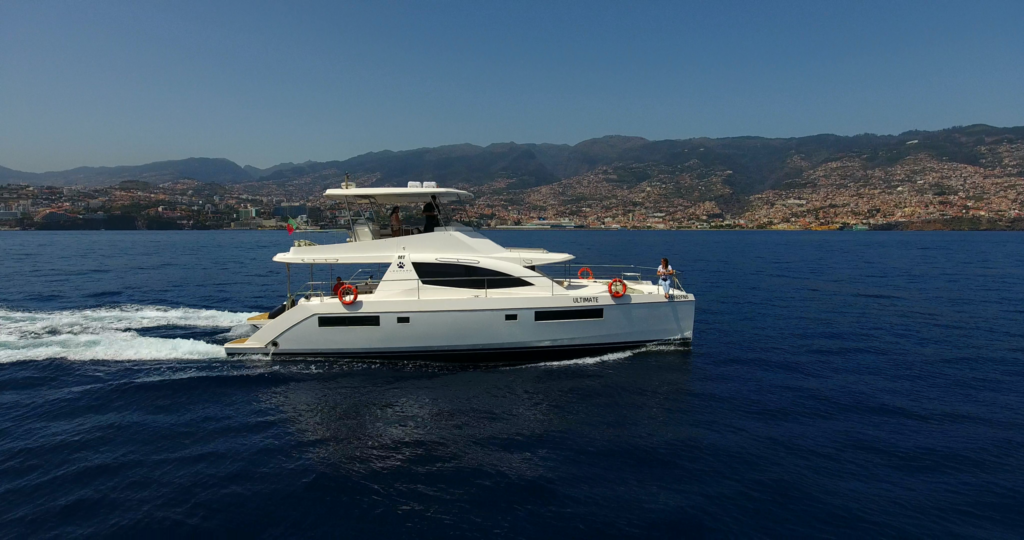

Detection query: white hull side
(227, 296), (694, 358)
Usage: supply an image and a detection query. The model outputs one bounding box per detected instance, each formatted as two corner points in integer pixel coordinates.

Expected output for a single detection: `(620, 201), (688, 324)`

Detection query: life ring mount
(338, 284), (358, 305)
(608, 278), (627, 298)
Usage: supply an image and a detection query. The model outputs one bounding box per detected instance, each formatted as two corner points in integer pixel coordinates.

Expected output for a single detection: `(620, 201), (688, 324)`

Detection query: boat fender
(268, 303), (287, 320)
(578, 267), (594, 280)
(608, 278), (627, 298)
(339, 284), (359, 305)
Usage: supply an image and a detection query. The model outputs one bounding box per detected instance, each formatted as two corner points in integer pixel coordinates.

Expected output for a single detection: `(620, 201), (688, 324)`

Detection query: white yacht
(225, 184), (695, 360)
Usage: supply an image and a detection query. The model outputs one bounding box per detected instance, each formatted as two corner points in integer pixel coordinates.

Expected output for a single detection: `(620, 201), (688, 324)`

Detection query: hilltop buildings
(4, 144), (1022, 231)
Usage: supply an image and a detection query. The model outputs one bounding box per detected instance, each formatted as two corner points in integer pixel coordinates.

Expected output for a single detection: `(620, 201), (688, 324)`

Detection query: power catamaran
(225, 184), (695, 360)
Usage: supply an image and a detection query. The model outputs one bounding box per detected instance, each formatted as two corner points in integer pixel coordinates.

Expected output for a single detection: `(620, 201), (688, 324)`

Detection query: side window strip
(534, 308), (603, 322)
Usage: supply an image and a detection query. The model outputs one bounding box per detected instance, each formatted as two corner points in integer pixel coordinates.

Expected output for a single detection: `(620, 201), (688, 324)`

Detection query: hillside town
(0, 180), (326, 231)
(741, 147), (1024, 229)
(3, 145), (1023, 231)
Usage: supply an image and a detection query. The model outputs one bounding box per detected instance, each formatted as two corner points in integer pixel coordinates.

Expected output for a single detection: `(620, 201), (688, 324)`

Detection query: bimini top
(324, 187), (473, 204)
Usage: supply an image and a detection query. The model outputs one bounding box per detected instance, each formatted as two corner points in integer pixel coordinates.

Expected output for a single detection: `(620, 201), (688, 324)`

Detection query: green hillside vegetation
(4, 125), (1022, 195)
(257, 124), (1024, 196)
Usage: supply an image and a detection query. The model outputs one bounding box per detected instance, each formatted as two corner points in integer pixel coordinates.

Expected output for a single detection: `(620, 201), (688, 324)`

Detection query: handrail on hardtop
(547, 263), (672, 284)
(291, 267), (684, 302)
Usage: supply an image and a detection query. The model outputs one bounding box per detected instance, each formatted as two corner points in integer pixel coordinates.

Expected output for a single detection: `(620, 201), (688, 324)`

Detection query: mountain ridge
(4, 125), (1022, 193)
(0, 158), (252, 188)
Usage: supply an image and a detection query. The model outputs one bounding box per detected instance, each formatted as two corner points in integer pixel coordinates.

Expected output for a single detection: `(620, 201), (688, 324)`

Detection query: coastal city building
(2, 142), (1022, 231)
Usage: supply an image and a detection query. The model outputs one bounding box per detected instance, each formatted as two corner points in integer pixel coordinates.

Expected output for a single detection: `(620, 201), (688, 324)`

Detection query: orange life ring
(338, 284), (358, 305)
(578, 267), (594, 280)
(608, 278), (627, 298)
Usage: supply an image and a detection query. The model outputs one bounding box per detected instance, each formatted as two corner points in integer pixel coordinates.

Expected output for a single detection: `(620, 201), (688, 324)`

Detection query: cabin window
(397, 316), (410, 324)
(505, 314), (518, 321)
(534, 308), (604, 322)
(412, 262), (531, 289)
(318, 315), (381, 327)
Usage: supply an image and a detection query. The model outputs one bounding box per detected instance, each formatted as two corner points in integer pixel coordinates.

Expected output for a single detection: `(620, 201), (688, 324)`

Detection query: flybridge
(271, 183), (574, 266)
(324, 182), (473, 243)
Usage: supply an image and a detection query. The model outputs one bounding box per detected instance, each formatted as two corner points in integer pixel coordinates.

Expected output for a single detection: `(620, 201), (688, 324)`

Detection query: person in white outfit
(657, 258), (675, 299)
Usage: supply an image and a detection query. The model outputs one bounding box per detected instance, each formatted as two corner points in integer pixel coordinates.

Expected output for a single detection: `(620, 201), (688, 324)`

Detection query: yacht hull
(226, 295), (695, 361)
(249, 339), (686, 361)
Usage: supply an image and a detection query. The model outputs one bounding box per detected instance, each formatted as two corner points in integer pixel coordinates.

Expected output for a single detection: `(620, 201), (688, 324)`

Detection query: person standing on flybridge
(422, 199), (440, 233)
(390, 206), (403, 237)
(657, 258), (675, 299)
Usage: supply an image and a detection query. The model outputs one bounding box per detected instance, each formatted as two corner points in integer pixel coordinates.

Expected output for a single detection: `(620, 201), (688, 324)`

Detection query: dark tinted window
(534, 308), (603, 322)
(319, 315), (380, 327)
(412, 262), (531, 289)
(397, 316), (410, 324)
(505, 314), (518, 321)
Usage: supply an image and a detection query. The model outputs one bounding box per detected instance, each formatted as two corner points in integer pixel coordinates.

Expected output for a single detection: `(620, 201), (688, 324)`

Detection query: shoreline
(4, 227), (1024, 233)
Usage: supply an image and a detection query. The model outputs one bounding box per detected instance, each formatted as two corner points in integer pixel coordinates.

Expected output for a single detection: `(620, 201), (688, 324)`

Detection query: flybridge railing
(291, 264), (684, 301)
(551, 264), (675, 285)
(295, 281), (331, 302)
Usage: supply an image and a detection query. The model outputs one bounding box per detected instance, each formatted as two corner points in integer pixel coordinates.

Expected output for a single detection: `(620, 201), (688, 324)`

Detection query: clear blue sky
(2, 0), (1022, 172)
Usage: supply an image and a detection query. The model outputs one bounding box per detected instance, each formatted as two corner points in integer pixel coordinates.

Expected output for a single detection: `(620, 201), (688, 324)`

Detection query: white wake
(510, 349), (639, 369)
(0, 305), (259, 363)
(508, 341), (690, 369)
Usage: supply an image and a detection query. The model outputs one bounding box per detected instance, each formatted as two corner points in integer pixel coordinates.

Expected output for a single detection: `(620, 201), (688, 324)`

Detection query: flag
(286, 217), (298, 234)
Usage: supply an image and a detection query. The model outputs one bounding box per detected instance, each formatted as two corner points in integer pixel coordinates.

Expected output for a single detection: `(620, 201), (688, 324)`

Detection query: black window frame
(534, 308), (604, 322)
(318, 315), (381, 327)
(412, 262), (532, 290)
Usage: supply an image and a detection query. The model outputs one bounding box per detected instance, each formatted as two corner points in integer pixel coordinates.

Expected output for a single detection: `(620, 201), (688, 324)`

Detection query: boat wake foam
(0, 305), (259, 363)
(509, 341), (688, 369)
(218, 324), (258, 340)
(527, 349), (640, 368)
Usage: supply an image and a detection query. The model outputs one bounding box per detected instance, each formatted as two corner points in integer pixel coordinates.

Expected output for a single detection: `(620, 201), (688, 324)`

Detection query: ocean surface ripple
(1, 230), (1022, 538)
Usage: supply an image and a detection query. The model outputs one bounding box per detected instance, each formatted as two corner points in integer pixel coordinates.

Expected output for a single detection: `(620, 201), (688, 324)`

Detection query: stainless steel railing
(546, 264), (674, 284)
(291, 264), (684, 301)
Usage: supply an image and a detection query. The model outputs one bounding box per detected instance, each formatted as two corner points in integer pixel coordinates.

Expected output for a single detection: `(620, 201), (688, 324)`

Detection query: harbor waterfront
(1, 230), (1022, 537)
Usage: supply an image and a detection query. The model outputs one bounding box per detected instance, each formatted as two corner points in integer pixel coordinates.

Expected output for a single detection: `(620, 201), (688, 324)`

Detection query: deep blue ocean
(1, 230), (1022, 538)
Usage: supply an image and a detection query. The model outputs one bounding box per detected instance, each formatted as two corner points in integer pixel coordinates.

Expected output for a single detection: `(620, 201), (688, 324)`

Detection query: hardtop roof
(271, 230), (574, 266)
(323, 187), (473, 204)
